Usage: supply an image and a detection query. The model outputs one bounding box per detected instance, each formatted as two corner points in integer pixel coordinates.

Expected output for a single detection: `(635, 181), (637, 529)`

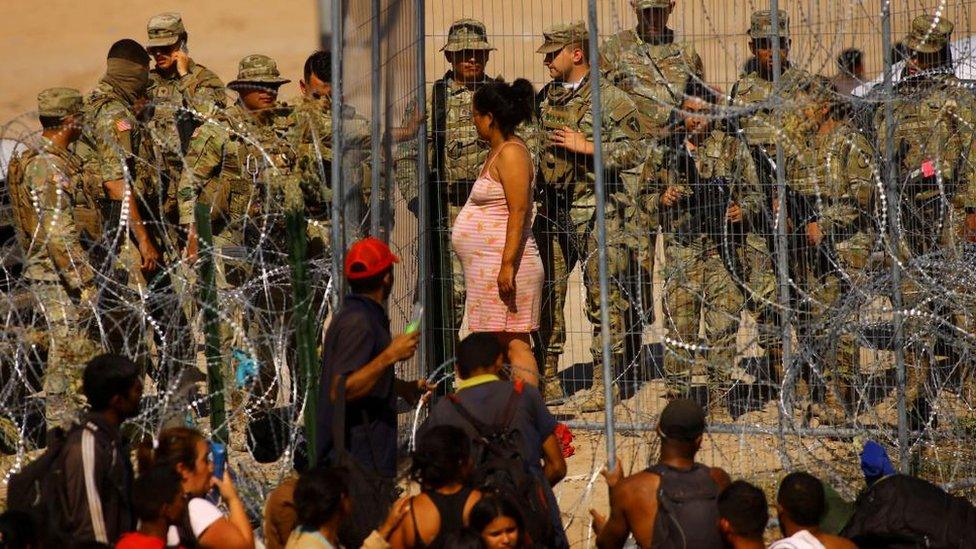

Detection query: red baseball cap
(344, 237), (400, 280)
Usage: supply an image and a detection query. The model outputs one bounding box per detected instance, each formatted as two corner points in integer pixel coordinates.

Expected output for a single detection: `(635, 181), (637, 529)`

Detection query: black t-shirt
(315, 294), (397, 477)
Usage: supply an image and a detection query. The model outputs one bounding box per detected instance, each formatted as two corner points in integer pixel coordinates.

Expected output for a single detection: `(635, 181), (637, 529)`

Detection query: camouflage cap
(632, 0), (672, 9)
(146, 12), (185, 48)
(227, 54), (291, 90)
(441, 19), (495, 52)
(537, 21), (588, 54)
(905, 14), (953, 54)
(748, 10), (790, 39)
(37, 87), (84, 118)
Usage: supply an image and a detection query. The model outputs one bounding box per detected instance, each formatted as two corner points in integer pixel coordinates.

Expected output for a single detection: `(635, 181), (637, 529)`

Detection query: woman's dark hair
(468, 494), (525, 543)
(137, 427), (205, 475)
(294, 466), (349, 531)
(132, 464), (183, 522)
(440, 530), (486, 549)
(473, 79), (535, 136)
(410, 425), (472, 490)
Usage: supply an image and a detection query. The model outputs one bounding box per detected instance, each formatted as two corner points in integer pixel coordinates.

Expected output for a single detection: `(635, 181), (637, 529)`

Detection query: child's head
(132, 464), (187, 525)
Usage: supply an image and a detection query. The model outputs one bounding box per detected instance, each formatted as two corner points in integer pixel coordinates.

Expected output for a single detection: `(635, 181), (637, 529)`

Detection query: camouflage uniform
(290, 94), (371, 259)
(874, 15), (976, 413)
(178, 55), (300, 391)
(6, 89), (103, 429)
(786, 95), (879, 421)
(660, 131), (751, 407)
(728, 11), (820, 369)
(535, 23), (649, 410)
(601, 1), (705, 362)
(145, 12), (227, 240)
(394, 19), (499, 372)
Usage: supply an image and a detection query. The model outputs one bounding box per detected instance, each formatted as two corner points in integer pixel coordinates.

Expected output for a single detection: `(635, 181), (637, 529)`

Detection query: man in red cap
(315, 237), (429, 480)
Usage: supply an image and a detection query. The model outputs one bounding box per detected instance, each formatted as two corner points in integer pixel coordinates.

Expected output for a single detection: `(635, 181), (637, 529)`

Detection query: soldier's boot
(575, 356), (621, 413)
(542, 354), (566, 405)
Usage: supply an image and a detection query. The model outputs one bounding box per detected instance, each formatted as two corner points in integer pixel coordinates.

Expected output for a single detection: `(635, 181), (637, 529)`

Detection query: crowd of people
(4, 351), (975, 548)
(4, 0), (976, 547)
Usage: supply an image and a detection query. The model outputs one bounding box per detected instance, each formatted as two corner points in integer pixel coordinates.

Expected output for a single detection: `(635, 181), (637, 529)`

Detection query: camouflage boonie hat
(227, 54), (291, 90)
(749, 10), (790, 39)
(537, 21), (588, 54)
(905, 14), (953, 54)
(441, 19), (495, 52)
(37, 87), (84, 118)
(633, 0), (672, 9)
(146, 12), (185, 48)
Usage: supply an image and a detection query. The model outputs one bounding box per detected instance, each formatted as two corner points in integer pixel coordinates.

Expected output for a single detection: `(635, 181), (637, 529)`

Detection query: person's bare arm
(331, 331), (420, 402)
(197, 472), (254, 549)
(103, 178), (160, 271)
(495, 142), (534, 304)
(541, 433), (567, 486)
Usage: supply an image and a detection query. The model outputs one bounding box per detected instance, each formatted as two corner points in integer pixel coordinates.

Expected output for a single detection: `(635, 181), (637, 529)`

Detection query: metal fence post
(880, 0), (909, 473)
(370, 0), (384, 240)
(330, 0), (346, 304)
(415, 0), (429, 377)
(767, 2), (794, 469)
(587, 0), (618, 470)
(193, 204), (227, 444)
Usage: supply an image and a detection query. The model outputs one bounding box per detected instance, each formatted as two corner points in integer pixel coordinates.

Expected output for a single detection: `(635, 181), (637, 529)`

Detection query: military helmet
(748, 10), (790, 39)
(227, 54), (291, 90)
(146, 12), (186, 48)
(537, 21), (588, 54)
(441, 19), (495, 52)
(37, 87), (84, 118)
(904, 14), (953, 54)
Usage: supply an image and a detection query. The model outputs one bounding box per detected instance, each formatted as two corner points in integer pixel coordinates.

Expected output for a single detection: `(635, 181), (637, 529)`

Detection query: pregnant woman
(451, 79), (543, 385)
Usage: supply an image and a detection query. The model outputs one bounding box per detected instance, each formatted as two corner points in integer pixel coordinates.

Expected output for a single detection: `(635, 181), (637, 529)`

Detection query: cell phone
(405, 303), (423, 334)
(210, 441), (226, 480)
(179, 40), (189, 55)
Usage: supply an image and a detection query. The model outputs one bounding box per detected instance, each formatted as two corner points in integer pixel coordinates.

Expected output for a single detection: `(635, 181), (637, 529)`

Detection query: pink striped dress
(451, 141), (543, 332)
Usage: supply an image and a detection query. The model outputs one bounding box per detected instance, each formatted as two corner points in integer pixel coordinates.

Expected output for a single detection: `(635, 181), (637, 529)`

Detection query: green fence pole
(194, 204), (228, 444)
(286, 209), (318, 464)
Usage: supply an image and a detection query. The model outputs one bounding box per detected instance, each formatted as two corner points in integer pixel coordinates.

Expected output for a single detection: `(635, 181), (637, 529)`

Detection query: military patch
(115, 119), (132, 132)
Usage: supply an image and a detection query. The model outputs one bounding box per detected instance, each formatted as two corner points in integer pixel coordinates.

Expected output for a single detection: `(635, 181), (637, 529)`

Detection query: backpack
(7, 424), (82, 546)
(447, 383), (556, 547)
(841, 474), (976, 548)
(648, 463), (724, 549)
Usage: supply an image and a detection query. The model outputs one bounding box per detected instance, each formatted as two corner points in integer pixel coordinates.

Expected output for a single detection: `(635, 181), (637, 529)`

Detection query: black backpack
(648, 463), (724, 549)
(7, 424), (83, 545)
(447, 383), (556, 547)
(841, 474), (976, 548)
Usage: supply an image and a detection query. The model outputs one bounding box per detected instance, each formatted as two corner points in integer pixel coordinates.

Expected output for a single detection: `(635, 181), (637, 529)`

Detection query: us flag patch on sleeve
(115, 119), (132, 132)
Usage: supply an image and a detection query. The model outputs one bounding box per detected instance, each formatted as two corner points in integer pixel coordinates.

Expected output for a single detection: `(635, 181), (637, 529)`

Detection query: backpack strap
(448, 385), (522, 454)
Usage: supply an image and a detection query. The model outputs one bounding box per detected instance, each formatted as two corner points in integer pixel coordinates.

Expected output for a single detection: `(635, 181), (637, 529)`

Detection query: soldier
(727, 11), (818, 397)
(874, 14), (976, 423)
(535, 22), (648, 411)
(82, 39), (162, 283)
(784, 80), (879, 424)
(393, 19), (500, 378)
(6, 88), (103, 430)
(290, 50), (372, 261)
(178, 54), (300, 402)
(145, 12), (226, 243)
(659, 83), (745, 419)
(601, 0), (705, 372)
